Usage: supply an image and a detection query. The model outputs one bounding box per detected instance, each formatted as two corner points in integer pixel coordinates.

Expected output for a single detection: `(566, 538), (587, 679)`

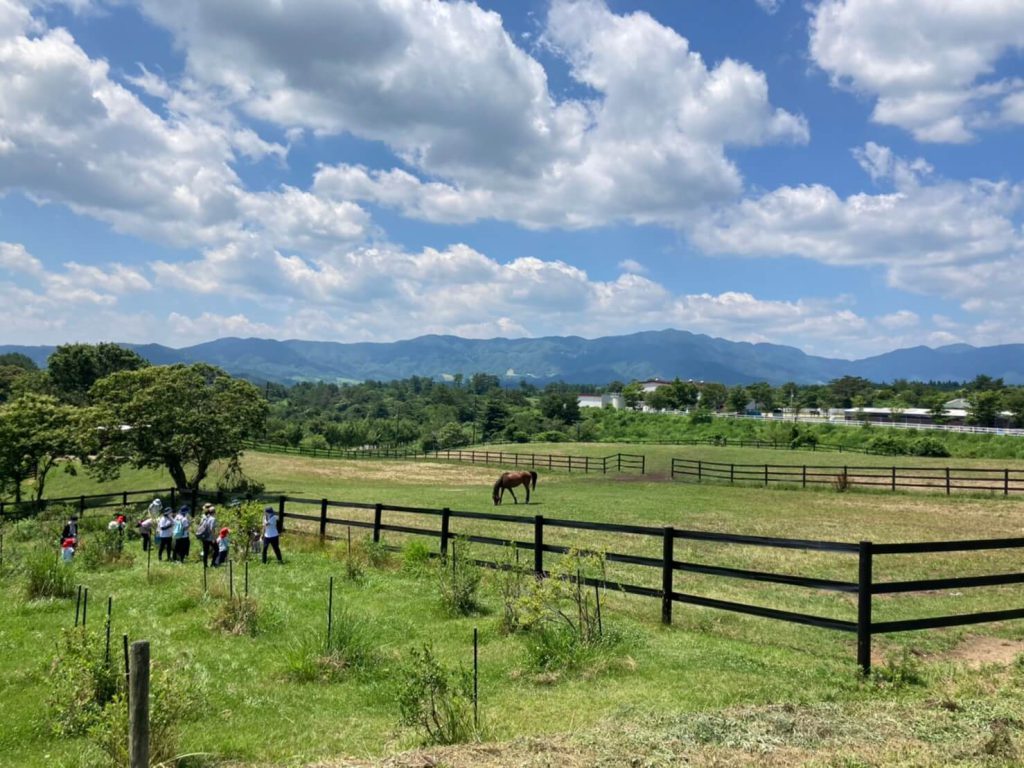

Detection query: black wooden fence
(672, 458), (1024, 496)
(244, 440), (645, 475)
(9, 484), (1020, 673)
(669, 437), (870, 454)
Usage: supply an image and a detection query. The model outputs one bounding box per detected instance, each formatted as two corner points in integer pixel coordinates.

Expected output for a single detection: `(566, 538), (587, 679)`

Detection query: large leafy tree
(966, 390), (1004, 428)
(539, 391), (581, 424)
(87, 364), (268, 489)
(48, 342), (149, 404)
(0, 394), (82, 503)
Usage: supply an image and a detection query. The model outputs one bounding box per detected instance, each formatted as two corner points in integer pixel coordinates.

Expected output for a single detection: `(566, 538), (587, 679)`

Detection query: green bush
(362, 536), (391, 569)
(868, 433), (909, 456)
(516, 550), (615, 672)
(47, 627), (121, 737)
(911, 436), (951, 457)
(437, 538), (482, 616)
(79, 528), (133, 571)
(226, 500), (265, 561)
(87, 661), (205, 766)
(403, 539), (433, 575)
(24, 547), (76, 600)
(286, 604), (377, 682)
(213, 595), (263, 636)
(494, 545), (529, 634)
(397, 644), (479, 746)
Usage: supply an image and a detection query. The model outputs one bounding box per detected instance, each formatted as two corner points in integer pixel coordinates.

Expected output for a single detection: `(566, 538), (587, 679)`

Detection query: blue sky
(1, 0), (1023, 359)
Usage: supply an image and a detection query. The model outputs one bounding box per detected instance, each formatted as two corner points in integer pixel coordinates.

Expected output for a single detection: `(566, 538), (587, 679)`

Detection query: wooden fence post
(533, 515), (544, 576)
(440, 507), (451, 558)
(319, 499), (328, 541)
(764, 464), (769, 487)
(128, 640), (150, 768)
(662, 527), (674, 625)
(697, 460), (702, 482)
(373, 503), (383, 544)
(857, 541), (873, 675)
(169, 487), (176, 509)
(122, 491), (128, 506)
(891, 466), (896, 492)
(802, 465), (806, 488)
(278, 496), (286, 533)
(1006, 469), (1010, 496)
(190, 488), (198, 513)
(945, 468), (951, 496)
(79, 495), (85, 515)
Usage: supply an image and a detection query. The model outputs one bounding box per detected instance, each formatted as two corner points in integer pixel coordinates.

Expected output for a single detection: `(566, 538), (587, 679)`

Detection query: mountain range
(3, 331), (1023, 385)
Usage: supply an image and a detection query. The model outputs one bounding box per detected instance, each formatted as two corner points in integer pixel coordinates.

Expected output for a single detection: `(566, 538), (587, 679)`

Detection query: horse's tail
(530, 470), (538, 490)
(492, 475), (504, 498)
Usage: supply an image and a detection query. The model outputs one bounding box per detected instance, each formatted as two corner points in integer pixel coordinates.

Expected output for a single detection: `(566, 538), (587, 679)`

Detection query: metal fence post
(533, 515), (544, 576)
(128, 641), (150, 768)
(373, 503), (383, 543)
(857, 540), (873, 675)
(662, 527), (674, 625)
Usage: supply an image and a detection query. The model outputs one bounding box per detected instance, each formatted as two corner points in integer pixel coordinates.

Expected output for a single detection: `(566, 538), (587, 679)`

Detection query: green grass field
(3, 446), (1024, 766)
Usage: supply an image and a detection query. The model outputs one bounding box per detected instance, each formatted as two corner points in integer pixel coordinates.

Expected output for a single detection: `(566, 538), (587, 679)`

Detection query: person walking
(196, 504), (217, 568)
(261, 505), (283, 564)
(213, 527), (230, 567)
(172, 505), (191, 562)
(137, 514), (153, 552)
(156, 507), (174, 561)
(60, 515), (78, 547)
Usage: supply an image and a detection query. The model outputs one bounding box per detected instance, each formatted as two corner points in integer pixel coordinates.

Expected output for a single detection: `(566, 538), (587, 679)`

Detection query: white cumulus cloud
(810, 0), (1024, 142)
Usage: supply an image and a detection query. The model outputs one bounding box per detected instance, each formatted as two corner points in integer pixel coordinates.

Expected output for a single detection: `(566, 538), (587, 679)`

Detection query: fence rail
(671, 457), (1024, 496)
(668, 437), (871, 454)
(243, 440), (645, 475)
(6, 484), (1020, 673)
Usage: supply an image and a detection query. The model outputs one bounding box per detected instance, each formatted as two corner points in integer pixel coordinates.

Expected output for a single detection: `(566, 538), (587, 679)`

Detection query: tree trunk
(167, 460), (188, 492)
(186, 459), (210, 491)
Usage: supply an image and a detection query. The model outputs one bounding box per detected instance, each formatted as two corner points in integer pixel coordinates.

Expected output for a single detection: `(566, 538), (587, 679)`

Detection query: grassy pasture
(2, 446), (1024, 766)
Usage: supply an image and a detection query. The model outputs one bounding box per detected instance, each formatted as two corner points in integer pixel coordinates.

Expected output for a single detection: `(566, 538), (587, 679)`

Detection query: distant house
(943, 398), (970, 410)
(640, 379), (671, 393)
(838, 406), (1021, 428)
(577, 393), (625, 409)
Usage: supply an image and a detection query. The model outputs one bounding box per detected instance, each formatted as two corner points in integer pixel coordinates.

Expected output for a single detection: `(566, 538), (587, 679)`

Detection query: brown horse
(492, 470), (538, 505)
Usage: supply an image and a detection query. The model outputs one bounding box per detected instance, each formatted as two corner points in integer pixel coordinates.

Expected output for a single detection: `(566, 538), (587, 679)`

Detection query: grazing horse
(492, 470), (538, 505)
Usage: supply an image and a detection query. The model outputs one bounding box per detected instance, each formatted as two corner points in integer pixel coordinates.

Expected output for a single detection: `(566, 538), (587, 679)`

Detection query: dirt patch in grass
(249, 455), (499, 485)
(940, 636), (1024, 669)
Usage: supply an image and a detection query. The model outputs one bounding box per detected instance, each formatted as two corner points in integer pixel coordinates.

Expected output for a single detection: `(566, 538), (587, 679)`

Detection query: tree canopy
(87, 363), (268, 489)
(48, 342), (149, 403)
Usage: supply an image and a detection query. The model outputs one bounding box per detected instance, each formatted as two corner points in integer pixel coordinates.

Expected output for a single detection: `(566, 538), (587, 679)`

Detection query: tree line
(4, 344), (1024, 503)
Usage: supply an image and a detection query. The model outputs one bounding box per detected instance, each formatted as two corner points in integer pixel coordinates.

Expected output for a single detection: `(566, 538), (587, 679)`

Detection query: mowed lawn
(3, 445), (1024, 766)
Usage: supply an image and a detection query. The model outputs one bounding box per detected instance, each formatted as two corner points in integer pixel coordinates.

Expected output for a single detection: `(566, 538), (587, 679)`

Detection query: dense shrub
(213, 595), (263, 636)
(910, 436), (951, 457)
(87, 661), (205, 766)
(517, 550), (616, 672)
(868, 433), (909, 455)
(79, 528), (134, 571)
(437, 538), (482, 616)
(47, 628), (121, 737)
(397, 644), (479, 745)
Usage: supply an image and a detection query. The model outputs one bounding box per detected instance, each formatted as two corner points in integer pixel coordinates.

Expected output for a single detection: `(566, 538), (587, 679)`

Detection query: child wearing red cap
(213, 527), (230, 567)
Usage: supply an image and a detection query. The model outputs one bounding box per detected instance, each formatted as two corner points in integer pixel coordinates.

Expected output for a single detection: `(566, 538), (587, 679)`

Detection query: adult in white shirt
(261, 505), (283, 564)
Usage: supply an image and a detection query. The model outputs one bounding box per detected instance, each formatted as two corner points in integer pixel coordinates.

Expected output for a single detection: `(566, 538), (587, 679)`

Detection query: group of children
(59, 499), (284, 566)
(137, 498), (231, 567)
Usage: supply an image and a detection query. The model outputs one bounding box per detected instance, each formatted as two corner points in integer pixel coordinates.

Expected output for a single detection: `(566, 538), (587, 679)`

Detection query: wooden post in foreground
(129, 640), (150, 768)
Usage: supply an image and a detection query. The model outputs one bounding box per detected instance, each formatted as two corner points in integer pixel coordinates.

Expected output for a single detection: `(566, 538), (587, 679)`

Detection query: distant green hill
(2, 330), (1022, 385)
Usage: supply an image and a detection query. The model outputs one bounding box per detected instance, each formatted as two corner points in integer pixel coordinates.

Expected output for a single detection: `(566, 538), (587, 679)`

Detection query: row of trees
(0, 347), (267, 502)
(622, 374), (1024, 428)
